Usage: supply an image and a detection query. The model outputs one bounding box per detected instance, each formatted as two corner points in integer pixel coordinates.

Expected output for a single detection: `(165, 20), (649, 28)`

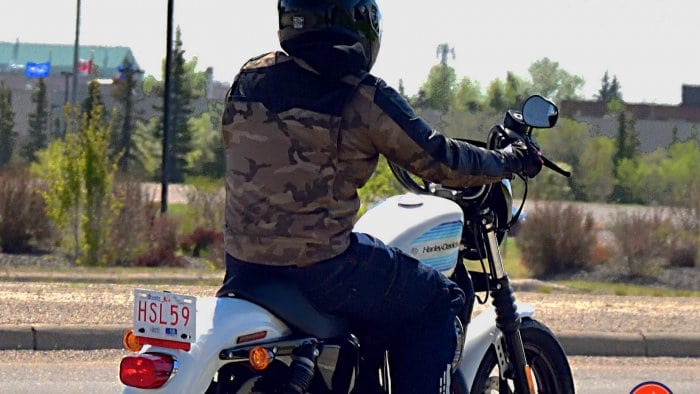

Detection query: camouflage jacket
(222, 51), (520, 266)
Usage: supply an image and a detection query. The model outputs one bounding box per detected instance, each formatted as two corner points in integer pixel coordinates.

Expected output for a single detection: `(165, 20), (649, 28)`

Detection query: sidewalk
(0, 272), (698, 357)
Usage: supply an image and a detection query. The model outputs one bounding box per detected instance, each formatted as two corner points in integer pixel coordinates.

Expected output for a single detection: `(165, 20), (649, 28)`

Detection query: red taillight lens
(119, 353), (174, 389)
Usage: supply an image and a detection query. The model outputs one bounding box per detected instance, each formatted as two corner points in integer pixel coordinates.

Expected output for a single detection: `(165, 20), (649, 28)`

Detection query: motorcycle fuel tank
(353, 193), (464, 276)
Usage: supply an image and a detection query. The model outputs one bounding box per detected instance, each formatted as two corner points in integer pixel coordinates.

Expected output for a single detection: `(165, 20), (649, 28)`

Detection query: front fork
(481, 215), (535, 394)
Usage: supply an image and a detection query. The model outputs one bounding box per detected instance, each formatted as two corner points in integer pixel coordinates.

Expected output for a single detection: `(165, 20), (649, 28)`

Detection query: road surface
(0, 351), (697, 393)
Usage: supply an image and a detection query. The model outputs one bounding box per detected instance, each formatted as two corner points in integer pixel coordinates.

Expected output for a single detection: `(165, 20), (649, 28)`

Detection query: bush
(609, 211), (670, 277)
(109, 176), (159, 265)
(663, 209), (697, 268)
(133, 215), (187, 267)
(186, 185), (224, 231)
(180, 226), (223, 257)
(0, 167), (54, 253)
(180, 226), (225, 269)
(516, 203), (597, 278)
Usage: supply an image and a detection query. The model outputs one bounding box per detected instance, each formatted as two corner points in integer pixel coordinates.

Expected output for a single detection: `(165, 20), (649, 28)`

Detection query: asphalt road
(0, 351), (697, 394)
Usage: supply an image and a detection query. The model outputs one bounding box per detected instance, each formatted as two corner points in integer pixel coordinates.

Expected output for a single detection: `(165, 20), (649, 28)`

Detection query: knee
(429, 281), (466, 315)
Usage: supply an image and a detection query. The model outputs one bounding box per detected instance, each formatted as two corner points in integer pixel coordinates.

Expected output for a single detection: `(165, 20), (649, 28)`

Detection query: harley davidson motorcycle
(120, 95), (575, 393)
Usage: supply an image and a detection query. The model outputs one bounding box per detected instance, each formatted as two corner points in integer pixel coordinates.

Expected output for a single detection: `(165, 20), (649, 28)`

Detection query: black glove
(506, 140), (543, 178)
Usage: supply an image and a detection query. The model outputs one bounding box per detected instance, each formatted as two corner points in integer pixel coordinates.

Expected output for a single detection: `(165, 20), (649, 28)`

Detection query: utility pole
(161, 0), (174, 214)
(71, 0), (81, 105)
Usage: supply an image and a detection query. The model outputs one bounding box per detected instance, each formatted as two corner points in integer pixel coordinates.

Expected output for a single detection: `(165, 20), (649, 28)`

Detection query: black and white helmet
(278, 0), (382, 71)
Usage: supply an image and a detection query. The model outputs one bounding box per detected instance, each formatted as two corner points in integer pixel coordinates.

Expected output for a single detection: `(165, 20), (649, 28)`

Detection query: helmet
(278, 0), (382, 71)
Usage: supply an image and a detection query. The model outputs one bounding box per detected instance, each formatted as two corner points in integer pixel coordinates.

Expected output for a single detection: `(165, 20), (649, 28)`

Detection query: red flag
(78, 59), (93, 74)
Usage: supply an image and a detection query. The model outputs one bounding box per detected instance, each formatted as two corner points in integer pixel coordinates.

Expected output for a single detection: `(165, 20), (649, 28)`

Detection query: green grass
(553, 280), (700, 297)
(462, 237), (532, 280)
(464, 238), (699, 297)
(500, 237), (531, 279)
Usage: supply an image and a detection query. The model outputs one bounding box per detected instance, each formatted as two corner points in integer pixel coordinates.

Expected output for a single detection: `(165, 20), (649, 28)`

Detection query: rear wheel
(470, 319), (574, 394)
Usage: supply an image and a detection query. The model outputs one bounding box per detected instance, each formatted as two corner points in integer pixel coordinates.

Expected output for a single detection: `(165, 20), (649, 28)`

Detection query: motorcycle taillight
(119, 353), (174, 389)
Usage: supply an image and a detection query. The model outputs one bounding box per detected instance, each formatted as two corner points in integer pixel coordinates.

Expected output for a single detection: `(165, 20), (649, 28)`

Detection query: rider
(218, 0), (542, 392)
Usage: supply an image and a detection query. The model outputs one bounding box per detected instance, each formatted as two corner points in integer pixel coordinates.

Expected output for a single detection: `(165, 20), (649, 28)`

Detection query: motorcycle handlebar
(541, 155), (571, 177)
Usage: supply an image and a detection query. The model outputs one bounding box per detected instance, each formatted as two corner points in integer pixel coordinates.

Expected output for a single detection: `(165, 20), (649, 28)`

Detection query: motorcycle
(119, 95), (575, 394)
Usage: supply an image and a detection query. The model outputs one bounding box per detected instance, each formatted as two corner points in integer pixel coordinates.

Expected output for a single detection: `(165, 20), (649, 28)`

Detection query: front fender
(122, 297), (292, 394)
(458, 301), (535, 389)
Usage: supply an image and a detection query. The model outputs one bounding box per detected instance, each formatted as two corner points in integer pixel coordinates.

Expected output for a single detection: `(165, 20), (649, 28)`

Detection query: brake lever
(541, 155), (571, 177)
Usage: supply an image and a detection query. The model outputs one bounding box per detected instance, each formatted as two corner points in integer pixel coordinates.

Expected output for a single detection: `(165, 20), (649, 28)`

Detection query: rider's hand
(505, 140), (543, 178)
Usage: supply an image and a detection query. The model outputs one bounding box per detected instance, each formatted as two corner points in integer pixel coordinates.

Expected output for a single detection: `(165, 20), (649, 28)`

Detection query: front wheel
(470, 319), (575, 394)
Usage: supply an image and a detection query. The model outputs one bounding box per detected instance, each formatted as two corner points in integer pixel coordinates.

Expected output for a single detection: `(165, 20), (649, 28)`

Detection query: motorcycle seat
(218, 277), (349, 340)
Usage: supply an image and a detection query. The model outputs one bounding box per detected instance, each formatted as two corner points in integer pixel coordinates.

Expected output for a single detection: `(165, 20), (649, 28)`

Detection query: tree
(0, 83), (16, 167)
(451, 77), (483, 112)
(613, 110), (640, 166)
(186, 107), (225, 178)
(577, 136), (616, 201)
(596, 71), (622, 103)
(111, 57), (142, 173)
(528, 58), (584, 103)
(503, 71), (531, 110)
(31, 104), (118, 266)
(612, 108), (642, 202)
(22, 78), (49, 162)
(420, 63), (457, 111)
(534, 118), (591, 200)
(147, 27), (202, 182)
(486, 79), (507, 112)
(81, 79), (104, 123)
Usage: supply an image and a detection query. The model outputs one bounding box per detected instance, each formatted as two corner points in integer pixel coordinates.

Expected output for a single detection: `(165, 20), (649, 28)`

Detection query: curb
(1, 325), (698, 357)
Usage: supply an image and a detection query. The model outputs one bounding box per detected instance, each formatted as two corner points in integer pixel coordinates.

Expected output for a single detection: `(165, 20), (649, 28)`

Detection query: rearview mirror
(522, 95), (558, 128)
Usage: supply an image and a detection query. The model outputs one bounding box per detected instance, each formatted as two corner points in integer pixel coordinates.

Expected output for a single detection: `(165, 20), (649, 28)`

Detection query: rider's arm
(349, 75), (521, 188)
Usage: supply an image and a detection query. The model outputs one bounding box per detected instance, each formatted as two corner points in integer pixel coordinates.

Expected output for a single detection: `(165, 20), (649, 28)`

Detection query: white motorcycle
(119, 95), (575, 394)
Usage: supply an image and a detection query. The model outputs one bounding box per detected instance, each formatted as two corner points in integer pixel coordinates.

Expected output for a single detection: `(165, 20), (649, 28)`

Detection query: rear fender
(458, 302), (535, 389)
(122, 297), (292, 394)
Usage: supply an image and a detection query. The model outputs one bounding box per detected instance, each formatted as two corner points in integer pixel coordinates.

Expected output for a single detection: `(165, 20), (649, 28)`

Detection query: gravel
(0, 281), (698, 335)
(0, 251), (698, 335)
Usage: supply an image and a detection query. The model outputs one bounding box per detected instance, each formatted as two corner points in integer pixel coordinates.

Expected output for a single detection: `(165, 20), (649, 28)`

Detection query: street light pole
(71, 0), (81, 105)
(161, 0), (174, 214)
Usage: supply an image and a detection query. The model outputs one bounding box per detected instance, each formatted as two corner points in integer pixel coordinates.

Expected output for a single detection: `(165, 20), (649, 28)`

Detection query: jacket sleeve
(357, 76), (519, 188)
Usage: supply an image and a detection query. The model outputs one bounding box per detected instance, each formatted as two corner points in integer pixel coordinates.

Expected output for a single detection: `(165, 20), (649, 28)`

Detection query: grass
(554, 280), (700, 298)
(463, 238), (699, 297)
(501, 237), (531, 279)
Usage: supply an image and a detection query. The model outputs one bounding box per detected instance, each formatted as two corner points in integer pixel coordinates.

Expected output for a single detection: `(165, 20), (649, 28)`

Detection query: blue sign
(24, 62), (51, 78)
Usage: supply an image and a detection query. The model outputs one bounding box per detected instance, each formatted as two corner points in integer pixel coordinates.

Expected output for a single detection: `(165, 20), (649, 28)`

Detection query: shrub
(516, 202), (597, 278)
(186, 185), (224, 231)
(180, 226), (225, 269)
(609, 211), (670, 277)
(133, 215), (187, 267)
(666, 209), (697, 268)
(0, 167), (54, 253)
(109, 176), (159, 265)
(180, 226), (223, 258)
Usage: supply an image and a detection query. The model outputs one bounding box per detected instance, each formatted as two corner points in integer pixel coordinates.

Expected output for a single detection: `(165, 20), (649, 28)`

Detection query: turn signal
(123, 329), (143, 352)
(249, 346), (273, 371)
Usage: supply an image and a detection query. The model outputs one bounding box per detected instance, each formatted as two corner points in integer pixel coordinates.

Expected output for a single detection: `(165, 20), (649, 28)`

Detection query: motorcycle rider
(218, 0), (543, 392)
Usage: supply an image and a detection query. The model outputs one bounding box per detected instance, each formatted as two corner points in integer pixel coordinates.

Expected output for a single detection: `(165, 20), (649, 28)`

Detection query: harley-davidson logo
(422, 242), (458, 254)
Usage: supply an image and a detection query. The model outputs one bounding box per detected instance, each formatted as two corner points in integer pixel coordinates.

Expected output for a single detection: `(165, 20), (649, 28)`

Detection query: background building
(562, 85), (700, 152)
(0, 40), (139, 141)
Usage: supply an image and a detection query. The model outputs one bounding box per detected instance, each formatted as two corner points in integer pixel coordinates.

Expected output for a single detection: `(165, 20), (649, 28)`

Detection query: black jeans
(222, 232), (466, 393)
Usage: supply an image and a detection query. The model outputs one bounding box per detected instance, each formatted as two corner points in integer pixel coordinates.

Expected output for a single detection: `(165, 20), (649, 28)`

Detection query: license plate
(133, 288), (197, 343)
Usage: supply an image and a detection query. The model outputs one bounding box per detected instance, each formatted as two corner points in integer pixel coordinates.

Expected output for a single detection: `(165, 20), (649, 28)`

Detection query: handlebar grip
(542, 155), (571, 177)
